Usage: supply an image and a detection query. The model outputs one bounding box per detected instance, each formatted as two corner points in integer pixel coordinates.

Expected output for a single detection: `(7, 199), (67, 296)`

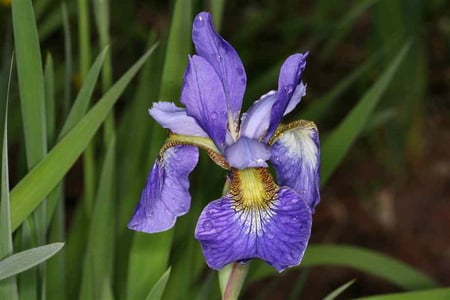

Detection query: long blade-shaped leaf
(11, 0), (47, 167)
(10, 44), (158, 231)
(323, 279), (356, 300)
(356, 288), (450, 300)
(0, 243), (64, 281)
(249, 244), (437, 290)
(144, 267), (171, 300)
(0, 57), (18, 299)
(59, 47), (108, 139)
(79, 137), (115, 300)
(127, 0), (191, 298)
(321, 41), (411, 185)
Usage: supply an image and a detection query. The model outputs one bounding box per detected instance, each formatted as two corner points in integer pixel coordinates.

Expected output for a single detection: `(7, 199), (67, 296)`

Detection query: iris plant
(128, 12), (320, 272)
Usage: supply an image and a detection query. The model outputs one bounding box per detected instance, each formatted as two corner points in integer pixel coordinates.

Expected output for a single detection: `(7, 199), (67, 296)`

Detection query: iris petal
(149, 102), (208, 137)
(224, 137), (271, 169)
(195, 187), (312, 272)
(266, 53), (308, 140)
(270, 121), (320, 210)
(192, 12), (246, 123)
(181, 55), (228, 150)
(128, 145), (199, 233)
(240, 91), (277, 140)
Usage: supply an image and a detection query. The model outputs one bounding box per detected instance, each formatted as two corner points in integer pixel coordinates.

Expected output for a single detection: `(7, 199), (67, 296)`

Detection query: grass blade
(0, 57), (18, 299)
(323, 279), (356, 300)
(321, 41), (411, 185)
(144, 267), (171, 300)
(10, 44), (158, 231)
(11, 0), (47, 168)
(79, 137), (115, 300)
(356, 288), (450, 300)
(249, 244), (438, 290)
(59, 47), (108, 139)
(0, 243), (64, 281)
(127, 0), (192, 298)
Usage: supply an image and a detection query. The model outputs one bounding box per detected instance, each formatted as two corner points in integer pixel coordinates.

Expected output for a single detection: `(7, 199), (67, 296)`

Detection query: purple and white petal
(192, 12), (246, 122)
(224, 137), (271, 169)
(149, 102), (208, 137)
(283, 82), (307, 116)
(266, 53), (308, 140)
(128, 145), (199, 233)
(195, 187), (312, 272)
(181, 55), (228, 150)
(240, 90), (277, 140)
(270, 122), (320, 210)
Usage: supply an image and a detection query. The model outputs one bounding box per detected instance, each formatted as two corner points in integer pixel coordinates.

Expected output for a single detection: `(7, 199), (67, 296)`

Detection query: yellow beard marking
(229, 168), (278, 211)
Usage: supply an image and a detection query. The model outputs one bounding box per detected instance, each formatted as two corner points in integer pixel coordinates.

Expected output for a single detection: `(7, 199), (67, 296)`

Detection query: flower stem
(219, 262), (249, 300)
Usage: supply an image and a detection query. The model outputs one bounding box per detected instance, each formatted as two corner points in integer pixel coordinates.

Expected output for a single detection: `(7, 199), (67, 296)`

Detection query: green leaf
(249, 245), (438, 290)
(44, 53), (55, 146)
(79, 137), (115, 300)
(209, 0), (226, 32)
(0, 243), (64, 281)
(127, 0), (192, 298)
(144, 267), (171, 300)
(0, 58), (18, 299)
(356, 288), (450, 300)
(323, 279), (356, 300)
(59, 47), (108, 139)
(321, 41), (411, 185)
(11, 0), (47, 168)
(158, 0), (192, 102)
(10, 44), (158, 231)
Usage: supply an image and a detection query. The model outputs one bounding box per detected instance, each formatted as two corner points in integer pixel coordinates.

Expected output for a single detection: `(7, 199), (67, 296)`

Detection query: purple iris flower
(128, 11), (320, 272)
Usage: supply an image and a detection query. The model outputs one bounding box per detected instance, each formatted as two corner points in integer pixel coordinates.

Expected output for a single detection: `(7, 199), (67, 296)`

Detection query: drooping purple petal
(149, 102), (208, 137)
(128, 145), (199, 233)
(224, 137), (271, 169)
(192, 12), (246, 123)
(266, 53), (308, 140)
(195, 187), (312, 272)
(240, 91), (277, 140)
(181, 55), (228, 150)
(270, 121), (320, 210)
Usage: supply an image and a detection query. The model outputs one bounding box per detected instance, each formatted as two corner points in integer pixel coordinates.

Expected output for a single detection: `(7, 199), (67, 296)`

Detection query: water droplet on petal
(195, 16), (205, 27)
(219, 45), (229, 54)
(210, 112), (218, 119)
(290, 197), (299, 204)
(284, 85), (294, 94)
(216, 55), (222, 61)
(203, 220), (213, 230)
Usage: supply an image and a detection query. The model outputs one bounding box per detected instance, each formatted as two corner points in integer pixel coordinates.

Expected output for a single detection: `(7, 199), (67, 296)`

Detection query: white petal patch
(270, 121), (320, 210)
(279, 127), (318, 168)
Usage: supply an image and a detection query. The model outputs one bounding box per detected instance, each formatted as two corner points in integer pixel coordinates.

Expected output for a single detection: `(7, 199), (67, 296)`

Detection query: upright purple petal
(149, 102), (208, 137)
(240, 91), (277, 140)
(195, 187), (312, 272)
(270, 121), (320, 210)
(192, 12), (246, 122)
(266, 53), (308, 140)
(181, 55), (228, 150)
(128, 145), (199, 233)
(283, 82), (306, 116)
